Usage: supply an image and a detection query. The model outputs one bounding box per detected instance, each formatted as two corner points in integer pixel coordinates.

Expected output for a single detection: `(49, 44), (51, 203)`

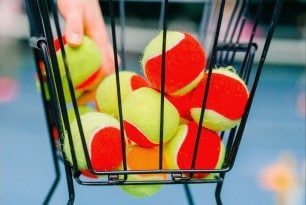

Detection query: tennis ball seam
(165, 124), (188, 169)
(171, 72), (204, 96)
(212, 66), (249, 94)
(191, 108), (242, 131)
(141, 31), (185, 65)
(88, 124), (121, 159)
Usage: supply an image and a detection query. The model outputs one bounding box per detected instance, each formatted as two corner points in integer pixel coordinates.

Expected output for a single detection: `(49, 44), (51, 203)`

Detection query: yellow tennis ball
(122, 87), (180, 147)
(95, 71), (149, 117)
(63, 112), (123, 172)
(67, 105), (95, 122)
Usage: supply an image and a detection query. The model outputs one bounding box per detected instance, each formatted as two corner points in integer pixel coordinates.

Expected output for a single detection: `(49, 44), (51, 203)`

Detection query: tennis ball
(120, 145), (167, 197)
(141, 31), (206, 96)
(35, 71), (83, 103)
(38, 35), (104, 104)
(122, 87), (180, 147)
(63, 112), (123, 172)
(35, 75), (50, 101)
(67, 105), (95, 122)
(61, 75), (83, 103)
(55, 35), (103, 91)
(190, 66), (249, 131)
(165, 121), (225, 179)
(95, 71), (149, 117)
(80, 169), (100, 179)
(166, 90), (194, 122)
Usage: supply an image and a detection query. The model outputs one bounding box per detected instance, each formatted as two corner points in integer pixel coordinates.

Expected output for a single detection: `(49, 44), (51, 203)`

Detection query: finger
(83, 1), (117, 74)
(101, 43), (119, 75)
(58, 0), (84, 46)
(83, 0), (110, 49)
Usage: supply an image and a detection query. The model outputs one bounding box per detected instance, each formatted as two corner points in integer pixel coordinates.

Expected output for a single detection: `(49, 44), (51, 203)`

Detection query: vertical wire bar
(225, 0), (251, 66)
(218, 0), (240, 64)
(35, 49), (61, 205)
(243, 44), (257, 84)
(51, 0), (89, 174)
(183, 184), (195, 205)
(159, 0), (169, 170)
(223, 127), (237, 164)
(198, 0), (212, 43)
(36, 0), (77, 202)
(191, 0), (226, 174)
(35, 0), (65, 160)
(223, 0), (241, 43)
(224, 0), (248, 65)
(26, 0), (62, 199)
(240, 0), (264, 73)
(64, 159), (76, 205)
(228, 16), (247, 65)
(215, 172), (225, 205)
(159, 0), (165, 30)
(108, 0), (128, 177)
(40, 41), (75, 205)
(227, 0), (284, 168)
(233, 0), (249, 42)
(119, 0), (127, 70)
(234, 1), (250, 75)
(53, 0), (99, 177)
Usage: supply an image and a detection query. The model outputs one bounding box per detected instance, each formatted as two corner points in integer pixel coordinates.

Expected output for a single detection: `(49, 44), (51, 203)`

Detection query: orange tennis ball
(120, 145), (167, 197)
(141, 31), (206, 96)
(165, 121), (225, 179)
(190, 66), (249, 131)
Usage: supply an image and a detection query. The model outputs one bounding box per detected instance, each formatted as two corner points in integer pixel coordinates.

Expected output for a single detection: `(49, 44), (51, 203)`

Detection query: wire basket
(26, 0), (283, 204)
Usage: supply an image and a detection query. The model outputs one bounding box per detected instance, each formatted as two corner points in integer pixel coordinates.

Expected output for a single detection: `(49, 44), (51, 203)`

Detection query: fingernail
(68, 33), (82, 45)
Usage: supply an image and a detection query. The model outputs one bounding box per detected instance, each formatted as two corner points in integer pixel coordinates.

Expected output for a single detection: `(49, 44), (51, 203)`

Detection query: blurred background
(0, 0), (305, 204)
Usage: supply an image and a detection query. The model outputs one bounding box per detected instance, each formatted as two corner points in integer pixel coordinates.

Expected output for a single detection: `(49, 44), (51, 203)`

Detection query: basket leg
(215, 184), (223, 205)
(64, 163), (75, 205)
(183, 184), (194, 205)
(215, 173), (225, 205)
(33, 48), (61, 204)
(42, 134), (61, 205)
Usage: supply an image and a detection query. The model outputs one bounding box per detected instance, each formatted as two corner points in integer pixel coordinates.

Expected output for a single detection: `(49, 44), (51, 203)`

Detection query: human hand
(58, 0), (117, 76)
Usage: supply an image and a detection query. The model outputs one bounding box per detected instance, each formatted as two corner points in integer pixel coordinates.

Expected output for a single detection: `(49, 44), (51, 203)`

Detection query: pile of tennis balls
(57, 31), (249, 198)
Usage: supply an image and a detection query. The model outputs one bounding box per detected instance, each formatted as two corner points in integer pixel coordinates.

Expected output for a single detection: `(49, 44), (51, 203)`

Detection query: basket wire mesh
(26, 0), (283, 204)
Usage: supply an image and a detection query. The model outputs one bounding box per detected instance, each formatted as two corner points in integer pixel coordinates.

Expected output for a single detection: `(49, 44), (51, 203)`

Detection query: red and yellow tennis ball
(141, 31), (206, 96)
(166, 90), (194, 122)
(122, 87), (180, 147)
(120, 145), (167, 197)
(63, 112), (123, 172)
(55, 35), (103, 91)
(165, 121), (225, 179)
(36, 35), (105, 104)
(53, 35), (104, 104)
(95, 71), (149, 117)
(190, 66), (249, 131)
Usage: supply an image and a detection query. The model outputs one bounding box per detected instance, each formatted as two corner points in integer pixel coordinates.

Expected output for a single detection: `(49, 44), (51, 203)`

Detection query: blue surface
(0, 45), (305, 205)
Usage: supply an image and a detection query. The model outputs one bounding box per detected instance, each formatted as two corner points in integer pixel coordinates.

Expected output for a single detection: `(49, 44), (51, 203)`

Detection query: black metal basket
(26, 0), (283, 204)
